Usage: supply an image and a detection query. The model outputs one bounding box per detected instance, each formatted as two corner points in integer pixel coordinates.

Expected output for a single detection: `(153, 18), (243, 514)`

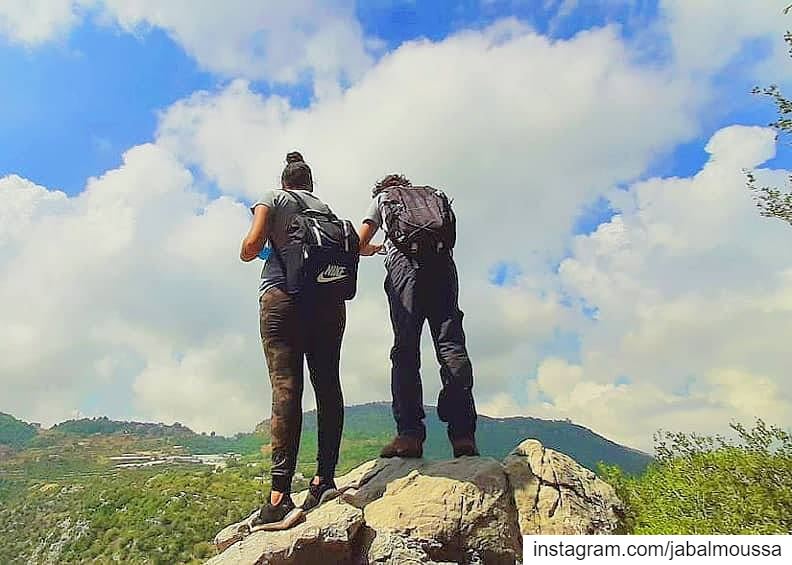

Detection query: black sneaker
(301, 478), (339, 511)
(250, 495), (304, 531)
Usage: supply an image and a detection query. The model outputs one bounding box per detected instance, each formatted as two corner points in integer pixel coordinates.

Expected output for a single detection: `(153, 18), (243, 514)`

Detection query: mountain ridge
(2, 401), (651, 473)
(50, 415), (195, 438)
(0, 412), (39, 451)
(256, 401), (652, 474)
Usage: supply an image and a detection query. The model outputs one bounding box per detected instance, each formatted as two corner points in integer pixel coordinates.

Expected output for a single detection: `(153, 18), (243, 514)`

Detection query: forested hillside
(0, 413), (38, 450)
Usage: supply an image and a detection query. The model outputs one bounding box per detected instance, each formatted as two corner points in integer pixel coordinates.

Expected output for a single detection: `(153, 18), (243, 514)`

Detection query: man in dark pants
(358, 174), (478, 458)
(240, 152), (346, 530)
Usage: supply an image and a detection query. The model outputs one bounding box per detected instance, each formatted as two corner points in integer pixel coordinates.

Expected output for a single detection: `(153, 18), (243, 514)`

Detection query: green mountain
(49, 416), (267, 456)
(0, 419), (269, 564)
(0, 412), (38, 450)
(257, 402), (652, 475)
(0, 404), (650, 563)
(3, 403), (651, 473)
(51, 416), (195, 438)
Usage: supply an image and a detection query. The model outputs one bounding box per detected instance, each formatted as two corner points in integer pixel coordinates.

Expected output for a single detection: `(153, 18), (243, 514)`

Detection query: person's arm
(240, 205), (270, 262)
(359, 196), (385, 257)
(358, 220), (383, 256)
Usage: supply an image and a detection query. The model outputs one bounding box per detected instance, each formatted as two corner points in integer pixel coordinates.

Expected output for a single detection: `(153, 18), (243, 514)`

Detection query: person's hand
(360, 243), (383, 256)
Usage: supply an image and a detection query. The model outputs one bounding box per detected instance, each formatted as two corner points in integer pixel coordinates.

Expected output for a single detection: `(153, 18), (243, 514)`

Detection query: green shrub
(601, 419), (792, 534)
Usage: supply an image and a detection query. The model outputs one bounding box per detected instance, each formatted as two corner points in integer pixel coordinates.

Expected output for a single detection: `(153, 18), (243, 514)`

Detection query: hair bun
(286, 151), (304, 164)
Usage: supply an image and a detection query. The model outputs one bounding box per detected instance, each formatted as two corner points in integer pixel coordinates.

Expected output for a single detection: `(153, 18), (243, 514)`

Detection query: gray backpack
(379, 185), (456, 257)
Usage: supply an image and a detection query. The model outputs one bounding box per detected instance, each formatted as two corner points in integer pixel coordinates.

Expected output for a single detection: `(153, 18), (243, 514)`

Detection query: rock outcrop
(504, 439), (623, 535)
(210, 501), (365, 564)
(208, 439), (623, 565)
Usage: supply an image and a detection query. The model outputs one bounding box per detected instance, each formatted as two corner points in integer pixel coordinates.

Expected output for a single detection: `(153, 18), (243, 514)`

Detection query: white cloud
(150, 23), (708, 434)
(99, 0), (373, 92)
(132, 334), (264, 434)
(156, 24), (699, 264)
(478, 392), (523, 419)
(2, 0), (786, 105)
(1, 21), (700, 437)
(658, 0), (790, 79)
(544, 0), (790, 87)
(534, 125), (792, 449)
(453, 125), (792, 452)
(0, 143), (267, 434)
(0, 0), (373, 96)
(1, 6), (790, 451)
(0, 0), (85, 45)
(0, 175), (70, 251)
(2, 0), (787, 91)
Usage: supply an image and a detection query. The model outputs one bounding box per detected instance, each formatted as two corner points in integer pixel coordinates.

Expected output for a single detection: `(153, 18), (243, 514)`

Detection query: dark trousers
(385, 251), (477, 441)
(259, 287), (346, 493)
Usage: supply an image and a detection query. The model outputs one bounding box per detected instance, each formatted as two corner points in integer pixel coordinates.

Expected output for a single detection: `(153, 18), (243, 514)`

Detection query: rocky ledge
(208, 439), (624, 565)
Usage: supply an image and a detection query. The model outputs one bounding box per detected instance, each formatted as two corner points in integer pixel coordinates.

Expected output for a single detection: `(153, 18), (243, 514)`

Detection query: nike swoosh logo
(317, 272), (348, 283)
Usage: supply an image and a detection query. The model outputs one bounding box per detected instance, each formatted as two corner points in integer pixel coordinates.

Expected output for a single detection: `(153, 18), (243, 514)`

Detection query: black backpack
(379, 185), (456, 256)
(275, 192), (360, 302)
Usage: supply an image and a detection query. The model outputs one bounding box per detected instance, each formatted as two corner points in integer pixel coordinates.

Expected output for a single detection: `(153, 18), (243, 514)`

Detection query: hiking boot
(301, 478), (339, 511)
(451, 436), (480, 458)
(380, 435), (423, 458)
(250, 495), (304, 531)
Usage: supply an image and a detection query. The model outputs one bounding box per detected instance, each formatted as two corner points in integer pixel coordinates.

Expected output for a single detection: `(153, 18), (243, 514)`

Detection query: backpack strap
(287, 190), (339, 220)
(269, 190), (313, 274)
(285, 189), (310, 211)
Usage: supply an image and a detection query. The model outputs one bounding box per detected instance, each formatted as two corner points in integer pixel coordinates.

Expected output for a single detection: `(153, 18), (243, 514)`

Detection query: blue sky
(0, 24), (213, 193)
(2, 0), (784, 208)
(1, 0), (790, 442)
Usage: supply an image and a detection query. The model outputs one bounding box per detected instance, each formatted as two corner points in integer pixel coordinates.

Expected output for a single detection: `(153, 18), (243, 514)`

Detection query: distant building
(110, 451), (237, 469)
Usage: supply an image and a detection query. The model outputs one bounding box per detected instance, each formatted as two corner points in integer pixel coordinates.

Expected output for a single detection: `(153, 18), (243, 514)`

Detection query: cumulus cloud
(2, 21), (698, 435)
(1, 6), (790, 450)
(546, 0), (789, 76)
(0, 144), (267, 434)
(528, 126), (792, 449)
(0, 0), (85, 45)
(0, 0), (372, 96)
(98, 0), (373, 93)
(658, 0), (790, 79)
(156, 24), (699, 262)
(478, 125), (792, 452)
(4, 1), (786, 95)
(150, 23), (707, 431)
(132, 334), (264, 434)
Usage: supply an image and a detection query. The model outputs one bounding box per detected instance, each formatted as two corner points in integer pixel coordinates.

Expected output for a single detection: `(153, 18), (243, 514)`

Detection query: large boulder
(335, 457), (426, 508)
(209, 439), (625, 564)
(503, 439), (623, 535)
(364, 457), (522, 564)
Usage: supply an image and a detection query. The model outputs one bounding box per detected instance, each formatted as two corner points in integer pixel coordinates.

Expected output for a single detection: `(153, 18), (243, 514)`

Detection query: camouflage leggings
(259, 288), (346, 494)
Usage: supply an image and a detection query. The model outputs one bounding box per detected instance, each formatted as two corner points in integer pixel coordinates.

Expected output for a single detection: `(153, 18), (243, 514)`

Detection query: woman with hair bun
(240, 151), (346, 530)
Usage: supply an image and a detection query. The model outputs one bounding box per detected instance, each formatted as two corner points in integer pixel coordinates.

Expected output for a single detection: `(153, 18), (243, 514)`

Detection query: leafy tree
(602, 419), (792, 534)
(747, 8), (792, 225)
